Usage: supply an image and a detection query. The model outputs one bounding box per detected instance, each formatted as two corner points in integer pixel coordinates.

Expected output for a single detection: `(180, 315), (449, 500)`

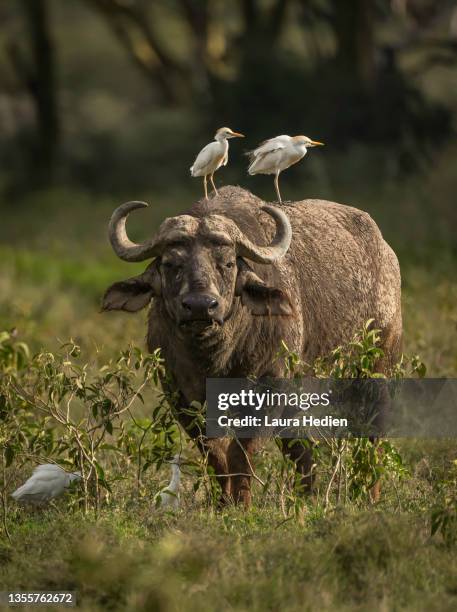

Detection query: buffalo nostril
(182, 298), (192, 312)
(181, 294), (219, 318)
(208, 298), (218, 311)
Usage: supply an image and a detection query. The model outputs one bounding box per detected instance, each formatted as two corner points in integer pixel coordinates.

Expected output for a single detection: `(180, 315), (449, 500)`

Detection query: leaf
(95, 462), (106, 480)
(98, 478), (112, 493)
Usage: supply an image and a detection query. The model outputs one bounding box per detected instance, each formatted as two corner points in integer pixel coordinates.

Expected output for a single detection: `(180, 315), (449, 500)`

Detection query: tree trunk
(20, 0), (59, 185)
(333, 0), (376, 90)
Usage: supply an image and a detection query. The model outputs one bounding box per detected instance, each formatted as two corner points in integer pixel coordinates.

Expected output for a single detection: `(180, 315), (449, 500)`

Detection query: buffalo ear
(102, 260), (161, 313)
(235, 259), (294, 316)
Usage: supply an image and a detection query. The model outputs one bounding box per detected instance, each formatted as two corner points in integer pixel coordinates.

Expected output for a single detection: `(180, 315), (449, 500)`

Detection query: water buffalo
(102, 186), (402, 506)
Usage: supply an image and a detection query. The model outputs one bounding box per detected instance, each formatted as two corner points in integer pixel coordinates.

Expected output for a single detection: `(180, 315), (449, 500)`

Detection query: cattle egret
(190, 127), (244, 199)
(247, 135), (324, 203)
(157, 454), (182, 510)
(11, 464), (81, 505)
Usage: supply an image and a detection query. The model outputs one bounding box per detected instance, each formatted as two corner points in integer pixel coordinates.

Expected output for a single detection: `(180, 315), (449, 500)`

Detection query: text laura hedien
(217, 414), (348, 428)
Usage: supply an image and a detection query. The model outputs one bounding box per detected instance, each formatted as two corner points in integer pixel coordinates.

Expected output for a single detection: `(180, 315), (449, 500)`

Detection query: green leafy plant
(431, 459), (457, 546)
(348, 438), (408, 502)
(0, 330), (180, 523)
(277, 320), (421, 509)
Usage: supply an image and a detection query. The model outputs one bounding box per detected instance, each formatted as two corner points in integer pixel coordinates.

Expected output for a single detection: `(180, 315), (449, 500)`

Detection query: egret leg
(210, 173), (219, 196)
(274, 172), (282, 204)
(203, 175), (208, 200)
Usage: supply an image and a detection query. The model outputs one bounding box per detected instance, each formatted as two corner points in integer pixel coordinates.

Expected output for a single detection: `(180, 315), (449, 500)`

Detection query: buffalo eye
(162, 260), (181, 271)
(225, 261), (235, 269)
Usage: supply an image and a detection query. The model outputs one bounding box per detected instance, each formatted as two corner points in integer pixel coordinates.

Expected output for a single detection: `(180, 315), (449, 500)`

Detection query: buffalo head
(102, 201), (293, 330)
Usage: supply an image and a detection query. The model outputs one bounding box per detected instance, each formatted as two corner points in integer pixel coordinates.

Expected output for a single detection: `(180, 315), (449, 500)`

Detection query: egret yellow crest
(190, 127), (244, 199)
(247, 135), (324, 203)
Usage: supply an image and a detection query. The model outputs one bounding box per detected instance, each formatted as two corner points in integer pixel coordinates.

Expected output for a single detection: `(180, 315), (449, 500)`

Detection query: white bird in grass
(157, 454), (183, 510)
(11, 464), (81, 506)
(190, 127), (244, 200)
(247, 134), (324, 204)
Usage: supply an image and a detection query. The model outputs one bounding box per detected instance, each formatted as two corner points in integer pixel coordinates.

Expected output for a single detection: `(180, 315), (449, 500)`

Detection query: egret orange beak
(310, 140), (324, 146)
(230, 131), (245, 138)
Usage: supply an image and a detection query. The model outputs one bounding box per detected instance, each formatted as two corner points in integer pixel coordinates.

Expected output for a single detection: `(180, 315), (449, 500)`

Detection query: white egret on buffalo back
(190, 127), (244, 200)
(157, 454), (183, 510)
(11, 464), (81, 505)
(247, 135), (324, 203)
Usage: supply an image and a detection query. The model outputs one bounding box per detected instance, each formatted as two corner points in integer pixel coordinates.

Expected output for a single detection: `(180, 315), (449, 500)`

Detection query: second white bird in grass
(247, 135), (324, 204)
(11, 464), (81, 505)
(157, 454), (183, 510)
(190, 127), (244, 200)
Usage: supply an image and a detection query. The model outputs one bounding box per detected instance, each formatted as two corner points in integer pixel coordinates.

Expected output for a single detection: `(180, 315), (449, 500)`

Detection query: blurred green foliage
(0, 0), (455, 261)
(1, 0), (456, 190)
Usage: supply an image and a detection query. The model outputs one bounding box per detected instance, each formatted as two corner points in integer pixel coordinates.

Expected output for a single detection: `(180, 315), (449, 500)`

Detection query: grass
(2, 448), (457, 612)
(0, 175), (456, 610)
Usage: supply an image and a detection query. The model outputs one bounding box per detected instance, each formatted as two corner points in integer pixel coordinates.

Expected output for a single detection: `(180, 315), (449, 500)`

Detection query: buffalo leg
(368, 381), (390, 502)
(227, 438), (257, 507)
(205, 438), (232, 505)
(168, 393), (232, 504)
(278, 439), (316, 494)
(369, 439), (383, 503)
(175, 413), (232, 504)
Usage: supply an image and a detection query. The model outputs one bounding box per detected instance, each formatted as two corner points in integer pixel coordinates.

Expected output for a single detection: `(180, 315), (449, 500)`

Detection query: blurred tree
(332, 0), (376, 90)
(8, 0), (59, 186)
(289, 0), (452, 164)
(84, 0), (452, 163)
(83, 0), (293, 112)
(177, 0), (211, 98)
(1, 0), (456, 193)
(239, 0), (291, 46)
(85, 0), (189, 104)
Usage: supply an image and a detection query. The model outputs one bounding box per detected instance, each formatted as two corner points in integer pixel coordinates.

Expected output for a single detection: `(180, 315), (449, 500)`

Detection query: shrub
(0, 330), (178, 532)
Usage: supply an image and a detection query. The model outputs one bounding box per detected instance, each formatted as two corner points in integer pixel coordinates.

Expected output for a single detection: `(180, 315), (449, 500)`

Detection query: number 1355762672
(1, 592), (76, 606)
